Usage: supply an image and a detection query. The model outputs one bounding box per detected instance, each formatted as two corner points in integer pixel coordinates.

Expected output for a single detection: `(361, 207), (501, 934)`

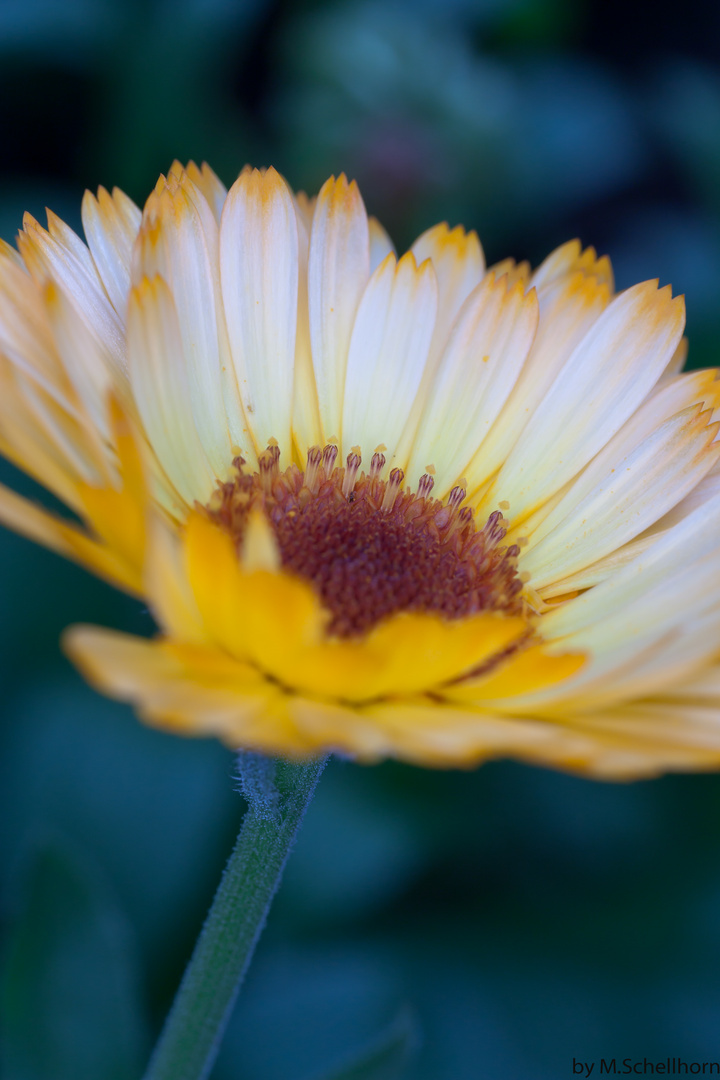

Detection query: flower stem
(142, 755), (326, 1080)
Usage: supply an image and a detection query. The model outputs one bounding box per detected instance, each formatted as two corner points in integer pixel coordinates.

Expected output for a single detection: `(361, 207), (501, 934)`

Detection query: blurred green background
(2, 1), (720, 1077)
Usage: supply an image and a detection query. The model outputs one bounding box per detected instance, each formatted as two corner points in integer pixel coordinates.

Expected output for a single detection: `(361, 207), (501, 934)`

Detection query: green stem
(142, 755), (326, 1080)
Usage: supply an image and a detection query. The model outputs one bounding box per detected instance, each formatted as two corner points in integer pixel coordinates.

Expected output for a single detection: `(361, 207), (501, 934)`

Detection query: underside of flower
(208, 443), (524, 639)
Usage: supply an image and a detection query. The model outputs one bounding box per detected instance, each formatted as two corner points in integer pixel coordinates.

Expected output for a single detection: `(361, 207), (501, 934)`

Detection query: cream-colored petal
(0, 358), (89, 509)
(521, 553), (720, 712)
(0, 254), (79, 415)
(133, 173), (236, 476)
(368, 216), (394, 272)
(42, 279), (114, 443)
(522, 396), (720, 590)
(357, 699), (608, 771)
(536, 445), (720, 598)
(643, 454), (720, 533)
(341, 251), (438, 461)
(308, 175), (370, 445)
(659, 336), (688, 382)
(530, 239), (613, 292)
(410, 222), (485, 366)
(474, 262), (613, 492)
(10, 361), (104, 484)
(127, 276), (218, 505)
(81, 186), (141, 317)
(291, 189), (315, 230)
(185, 160), (228, 223)
(220, 166), (299, 461)
(545, 701), (720, 778)
(291, 201), (321, 454)
(662, 663), (720, 704)
(485, 281), (685, 524)
(541, 483), (720, 641)
(18, 212), (126, 378)
(403, 271), (538, 493)
(0, 237), (25, 269)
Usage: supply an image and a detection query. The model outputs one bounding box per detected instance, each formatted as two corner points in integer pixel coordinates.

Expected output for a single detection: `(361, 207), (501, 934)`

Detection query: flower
(0, 161), (718, 779)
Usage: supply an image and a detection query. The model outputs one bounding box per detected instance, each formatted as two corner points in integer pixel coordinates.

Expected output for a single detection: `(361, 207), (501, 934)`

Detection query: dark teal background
(2, 1), (720, 1077)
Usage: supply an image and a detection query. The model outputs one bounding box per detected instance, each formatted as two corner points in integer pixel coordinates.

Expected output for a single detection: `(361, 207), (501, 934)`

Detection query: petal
(541, 483), (720, 641)
(410, 222), (485, 366)
(8, 354), (105, 484)
(0, 359), (88, 509)
(182, 512), (530, 702)
(368, 215), (394, 272)
(127, 276), (218, 505)
(485, 281), (685, 524)
(356, 699), (580, 769)
(75, 397), (147, 572)
(133, 171), (238, 475)
(522, 376), (720, 590)
(530, 239), (613, 293)
(183, 511), (327, 662)
(42, 278), (114, 442)
(257, 611), (529, 704)
(185, 160), (228, 223)
(341, 251), (438, 462)
(0, 252), (79, 416)
(476, 252), (613, 485)
(0, 481), (142, 593)
(308, 174), (370, 445)
(290, 185), (321, 453)
(143, 513), (207, 643)
(63, 626), (314, 754)
(402, 271), (538, 493)
(18, 211), (126, 378)
(443, 643), (585, 704)
(220, 166), (299, 461)
(81, 185), (141, 316)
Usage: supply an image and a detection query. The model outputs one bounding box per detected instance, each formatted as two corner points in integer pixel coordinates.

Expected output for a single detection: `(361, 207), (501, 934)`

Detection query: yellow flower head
(1, 161), (718, 778)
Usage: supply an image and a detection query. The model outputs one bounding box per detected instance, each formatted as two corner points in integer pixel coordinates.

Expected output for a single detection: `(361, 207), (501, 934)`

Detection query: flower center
(208, 444), (524, 638)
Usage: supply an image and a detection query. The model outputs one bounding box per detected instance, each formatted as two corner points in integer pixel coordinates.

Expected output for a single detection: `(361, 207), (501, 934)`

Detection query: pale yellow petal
(484, 281), (685, 524)
(308, 174), (370, 446)
(220, 166), (299, 461)
(81, 186), (141, 316)
(341, 251), (437, 462)
(403, 271), (538, 493)
(127, 276), (218, 505)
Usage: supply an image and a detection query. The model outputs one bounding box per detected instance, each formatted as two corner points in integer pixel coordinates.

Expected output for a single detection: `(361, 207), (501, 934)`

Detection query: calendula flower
(0, 161), (718, 778)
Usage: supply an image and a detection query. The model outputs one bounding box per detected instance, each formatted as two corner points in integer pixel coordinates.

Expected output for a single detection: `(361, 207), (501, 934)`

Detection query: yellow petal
(0, 481), (143, 594)
(63, 626), (314, 754)
(443, 643), (585, 705)
(183, 511), (327, 663)
(267, 611), (529, 703)
(76, 396), (147, 570)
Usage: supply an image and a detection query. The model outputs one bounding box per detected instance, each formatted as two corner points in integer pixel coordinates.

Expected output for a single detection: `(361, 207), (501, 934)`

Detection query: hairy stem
(143, 755), (326, 1080)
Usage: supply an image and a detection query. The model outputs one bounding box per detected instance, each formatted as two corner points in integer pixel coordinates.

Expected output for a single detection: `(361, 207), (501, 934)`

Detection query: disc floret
(208, 444), (524, 639)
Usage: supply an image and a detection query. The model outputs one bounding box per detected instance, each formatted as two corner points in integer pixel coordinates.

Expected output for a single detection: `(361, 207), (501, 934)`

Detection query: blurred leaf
(0, 834), (147, 1080)
(309, 1008), (419, 1080)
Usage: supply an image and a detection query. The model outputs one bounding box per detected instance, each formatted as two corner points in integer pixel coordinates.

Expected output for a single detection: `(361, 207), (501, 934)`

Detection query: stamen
(342, 449), (362, 498)
(447, 484), (467, 511)
(258, 445), (280, 493)
(322, 443), (338, 474)
(304, 446), (323, 493)
(417, 473), (435, 499)
(370, 451), (386, 479)
(381, 468), (404, 512)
